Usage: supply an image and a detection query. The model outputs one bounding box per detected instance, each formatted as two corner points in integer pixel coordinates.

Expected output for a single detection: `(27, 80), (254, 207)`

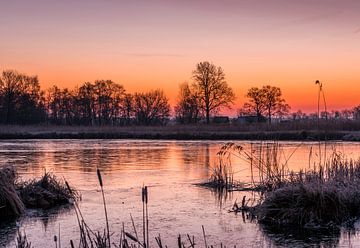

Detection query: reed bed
(17, 172), (78, 209)
(0, 166), (76, 219)
(257, 154), (360, 228)
(199, 141), (360, 229)
(201, 142), (292, 191)
(0, 166), (25, 218)
(210, 142), (360, 229)
(200, 153), (238, 190)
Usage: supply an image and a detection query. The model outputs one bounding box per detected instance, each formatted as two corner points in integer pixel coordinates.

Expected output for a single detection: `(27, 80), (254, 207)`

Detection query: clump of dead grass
(17, 172), (77, 209)
(0, 166), (25, 218)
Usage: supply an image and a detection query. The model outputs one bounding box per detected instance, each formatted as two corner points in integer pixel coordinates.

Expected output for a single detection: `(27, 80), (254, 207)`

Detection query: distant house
(212, 116), (230, 124)
(236, 115), (266, 124)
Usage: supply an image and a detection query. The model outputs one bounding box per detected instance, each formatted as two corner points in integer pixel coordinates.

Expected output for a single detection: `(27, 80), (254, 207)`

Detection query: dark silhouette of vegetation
(239, 85), (290, 123)
(0, 166), (25, 219)
(353, 105), (360, 120)
(45, 81), (171, 126)
(133, 89), (170, 125)
(192, 61), (235, 124)
(174, 82), (202, 124)
(202, 142), (360, 230)
(0, 70), (46, 124)
(47, 80), (127, 125)
(0, 166), (76, 220)
(3, 68), (360, 130)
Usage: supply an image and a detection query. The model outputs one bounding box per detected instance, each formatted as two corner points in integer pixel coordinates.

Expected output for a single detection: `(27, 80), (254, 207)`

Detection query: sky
(1, 0), (360, 114)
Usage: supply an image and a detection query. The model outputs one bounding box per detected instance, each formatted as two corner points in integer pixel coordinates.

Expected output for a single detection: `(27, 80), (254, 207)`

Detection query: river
(1, 140), (360, 247)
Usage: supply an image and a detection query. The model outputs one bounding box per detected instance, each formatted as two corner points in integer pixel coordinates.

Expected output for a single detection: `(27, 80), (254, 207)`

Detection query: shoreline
(0, 125), (359, 141)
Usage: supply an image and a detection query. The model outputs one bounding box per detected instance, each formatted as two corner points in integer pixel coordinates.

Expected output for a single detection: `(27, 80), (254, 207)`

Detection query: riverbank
(0, 125), (359, 141)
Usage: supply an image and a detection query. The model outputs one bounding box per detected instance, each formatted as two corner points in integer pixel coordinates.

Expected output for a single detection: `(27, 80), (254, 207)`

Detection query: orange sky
(1, 0), (360, 115)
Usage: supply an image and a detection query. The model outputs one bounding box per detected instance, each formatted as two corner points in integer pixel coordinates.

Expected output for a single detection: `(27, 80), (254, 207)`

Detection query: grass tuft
(17, 172), (78, 209)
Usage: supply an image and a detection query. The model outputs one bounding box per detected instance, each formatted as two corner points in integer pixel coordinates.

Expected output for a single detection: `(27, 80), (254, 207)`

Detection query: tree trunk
(268, 109), (271, 124)
(206, 108), (210, 124)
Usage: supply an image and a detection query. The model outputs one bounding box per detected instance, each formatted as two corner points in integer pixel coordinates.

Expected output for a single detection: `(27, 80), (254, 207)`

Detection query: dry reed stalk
(16, 230), (33, 248)
(142, 186), (146, 247)
(202, 225), (207, 248)
(0, 166), (25, 218)
(97, 168), (110, 248)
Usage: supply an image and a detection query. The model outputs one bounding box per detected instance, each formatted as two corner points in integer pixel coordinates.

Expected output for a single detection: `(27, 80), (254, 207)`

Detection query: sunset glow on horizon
(1, 0), (360, 114)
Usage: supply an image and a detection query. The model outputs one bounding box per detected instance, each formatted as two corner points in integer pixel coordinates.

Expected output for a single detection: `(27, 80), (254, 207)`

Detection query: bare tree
(262, 85), (289, 123)
(174, 82), (201, 124)
(118, 93), (134, 125)
(353, 105), (360, 120)
(76, 82), (96, 125)
(47, 85), (63, 124)
(192, 61), (235, 124)
(0, 70), (46, 124)
(241, 85), (290, 123)
(133, 89), (170, 125)
(239, 87), (265, 121)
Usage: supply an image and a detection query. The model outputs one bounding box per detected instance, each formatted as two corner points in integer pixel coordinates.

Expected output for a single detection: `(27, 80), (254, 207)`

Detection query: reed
(199, 145), (239, 191)
(0, 166), (25, 218)
(16, 231), (33, 248)
(200, 142), (294, 192)
(201, 142), (360, 229)
(228, 150), (360, 228)
(97, 168), (111, 247)
(17, 172), (78, 209)
(56, 173), (237, 247)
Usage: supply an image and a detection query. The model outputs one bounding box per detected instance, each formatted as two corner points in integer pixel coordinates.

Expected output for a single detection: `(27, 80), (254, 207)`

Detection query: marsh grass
(204, 157), (235, 190)
(201, 142), (294, 191)
(17, 172), (78, 209)
(201, 142), (360, 229)
(0, 166), (25, 218)
(257, 154), (360, 228)
(16, 231), (33, 248)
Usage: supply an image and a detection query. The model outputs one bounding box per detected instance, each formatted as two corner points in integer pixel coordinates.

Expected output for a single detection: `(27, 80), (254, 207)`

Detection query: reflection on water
(1, 140), (360, 247)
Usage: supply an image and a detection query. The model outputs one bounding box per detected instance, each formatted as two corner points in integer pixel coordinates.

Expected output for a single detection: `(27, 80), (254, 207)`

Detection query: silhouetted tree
(241, 85), (290, 123)
(133, 89), (170, 125)
(47, 86), (76, 125)
(262, 85), (290, 123)
(93, 80), (125, 125)
(47, 85), (63, 124)
(76, 82), (96, 125)
(0, 70), (46, 124)
(341, 109), (353, 120)
(291, 110), (307, 121)
(59, 88), (76, 125)
(174, 82), (201, 124)
(192, 61), (235, 124)
(353, 105), (360, 120)
(239, 87), (266, 121)
(118, 93), (134, 125)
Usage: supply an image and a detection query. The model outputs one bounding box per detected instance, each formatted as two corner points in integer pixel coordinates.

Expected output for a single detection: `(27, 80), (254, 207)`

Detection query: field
(1, 121), (360, 140)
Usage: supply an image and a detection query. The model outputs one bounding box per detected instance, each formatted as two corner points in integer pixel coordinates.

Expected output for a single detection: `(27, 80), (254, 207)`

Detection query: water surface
(1, 140), (360, 247)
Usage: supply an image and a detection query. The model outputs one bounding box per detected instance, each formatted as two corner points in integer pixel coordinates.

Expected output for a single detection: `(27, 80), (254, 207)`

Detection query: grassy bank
(201, 142), (360, 229)
(0, 124), (358, 140)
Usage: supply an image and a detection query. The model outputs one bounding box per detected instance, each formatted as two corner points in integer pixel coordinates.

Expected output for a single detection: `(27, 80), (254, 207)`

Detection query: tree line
(1, 61), (359, 125)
